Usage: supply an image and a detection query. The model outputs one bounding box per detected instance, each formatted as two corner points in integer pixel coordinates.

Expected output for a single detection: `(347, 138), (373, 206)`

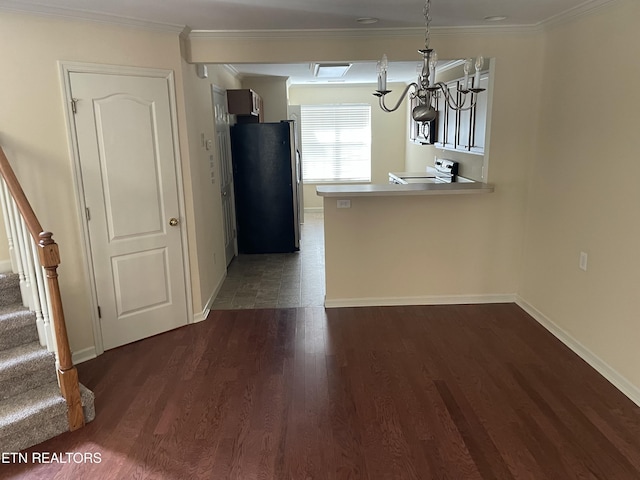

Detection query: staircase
(0, 272), (94, 452)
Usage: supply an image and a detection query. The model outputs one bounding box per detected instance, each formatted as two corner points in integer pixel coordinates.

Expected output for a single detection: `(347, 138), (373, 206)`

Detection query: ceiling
(1, 0), (611, 85)
(1, 0), (610, 31)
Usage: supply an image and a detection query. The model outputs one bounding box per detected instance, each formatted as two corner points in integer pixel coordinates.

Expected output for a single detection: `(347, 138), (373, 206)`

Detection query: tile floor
(211, 212), (325, 309)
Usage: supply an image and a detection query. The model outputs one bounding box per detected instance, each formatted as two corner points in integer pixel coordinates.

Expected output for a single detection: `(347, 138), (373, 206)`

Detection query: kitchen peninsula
(316, 181), (493, 197)
(315, 179), (515, 309)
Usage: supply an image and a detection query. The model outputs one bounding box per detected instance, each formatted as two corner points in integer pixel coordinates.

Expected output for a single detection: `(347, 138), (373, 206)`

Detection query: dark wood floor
(4, 304), (640, 479)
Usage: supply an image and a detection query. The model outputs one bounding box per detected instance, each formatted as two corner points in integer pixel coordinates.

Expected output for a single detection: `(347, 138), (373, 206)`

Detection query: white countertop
(316, 181), (494, 197)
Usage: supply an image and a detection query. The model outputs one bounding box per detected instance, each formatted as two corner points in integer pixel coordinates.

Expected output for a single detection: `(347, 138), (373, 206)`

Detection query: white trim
(189, 24), (540, 40)
(193, 272), (227, 323)
(541, 0), (619, 29)
(59, 61), (194, 358)
(0, 1), (185, 33)
(516, 296), (640, 408)
(72, 346), (97, 365)
(324, 293), (516, 308)
(222, 64), (241, 78)
(0, 259), (12, 273)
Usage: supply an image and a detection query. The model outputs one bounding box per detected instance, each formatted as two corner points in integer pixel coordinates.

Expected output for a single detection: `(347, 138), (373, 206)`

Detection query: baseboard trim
(324, 293), (516, 308)
(516, 296), (640, 408)
(193, 271), (227, 323)
(0, 259), (12, 273)
(72, 346), (97, 365)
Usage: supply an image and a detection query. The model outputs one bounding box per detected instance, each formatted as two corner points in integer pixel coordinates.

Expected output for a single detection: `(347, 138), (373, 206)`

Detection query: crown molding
(189, 24), (543, 40)
(540, 0), (619, 29)
(0, 1), (186, 34)
(222, 64), (240, 77)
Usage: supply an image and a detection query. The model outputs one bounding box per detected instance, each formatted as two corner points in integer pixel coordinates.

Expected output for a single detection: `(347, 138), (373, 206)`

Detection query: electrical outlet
(337, 199), (351, 209)
(579, 252), (588, 271)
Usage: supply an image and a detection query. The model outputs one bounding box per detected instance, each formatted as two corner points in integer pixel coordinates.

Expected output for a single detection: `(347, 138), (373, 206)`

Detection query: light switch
(337, 199), (351, 209)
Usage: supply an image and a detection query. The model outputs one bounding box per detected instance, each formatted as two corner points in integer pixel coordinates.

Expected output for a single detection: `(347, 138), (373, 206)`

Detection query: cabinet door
(435, 90), (447, 147)
(445, 83), (458, 149)
(470, 74), (489, 154)
(457, 80), (473, 150)
(227, 89), (262, 122)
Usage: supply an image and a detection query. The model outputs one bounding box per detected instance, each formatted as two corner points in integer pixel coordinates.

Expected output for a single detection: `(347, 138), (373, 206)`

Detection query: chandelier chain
(374, 0), (486, 119)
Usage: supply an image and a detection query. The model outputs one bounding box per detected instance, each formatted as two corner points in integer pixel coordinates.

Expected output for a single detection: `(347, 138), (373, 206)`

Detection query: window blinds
(300, 104), (371, 183)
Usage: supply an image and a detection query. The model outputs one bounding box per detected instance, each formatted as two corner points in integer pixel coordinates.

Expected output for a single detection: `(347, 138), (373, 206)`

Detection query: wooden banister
(0, 146), (84, 431)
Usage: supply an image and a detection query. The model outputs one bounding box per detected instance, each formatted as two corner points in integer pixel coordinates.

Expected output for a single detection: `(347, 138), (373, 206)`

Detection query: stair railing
(0, 146), (85, 431)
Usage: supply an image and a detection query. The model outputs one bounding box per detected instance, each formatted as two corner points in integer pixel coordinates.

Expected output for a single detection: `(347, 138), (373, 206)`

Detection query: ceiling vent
(312, 63), (352, 78)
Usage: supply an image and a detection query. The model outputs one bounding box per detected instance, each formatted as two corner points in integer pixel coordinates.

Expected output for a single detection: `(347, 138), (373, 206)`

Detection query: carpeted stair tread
(0, 305), (37, 332)
(0, 271), (96, 452)
(0, 342), (57, 401)
(0, 305), (38, 352)
(0, 273), (21, 304)
(0, 382), (95, 452)
(0, 304), (34, 323)
(0, 342), (55, 380)
(0, 381), (64, 428)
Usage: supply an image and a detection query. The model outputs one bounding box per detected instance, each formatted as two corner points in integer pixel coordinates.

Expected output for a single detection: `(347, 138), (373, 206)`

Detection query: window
(300, 104), (371, 183)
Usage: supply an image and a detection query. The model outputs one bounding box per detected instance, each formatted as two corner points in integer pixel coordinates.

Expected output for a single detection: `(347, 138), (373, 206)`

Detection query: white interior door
(212, 86), (236, 266)
(69, 71), (188, 350)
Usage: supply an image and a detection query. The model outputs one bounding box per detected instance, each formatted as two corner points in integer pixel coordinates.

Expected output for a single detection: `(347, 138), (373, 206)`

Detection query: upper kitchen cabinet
(470, 74), (489, 154)
(435, 72), (489, 155)
(227, 89), (263, 123)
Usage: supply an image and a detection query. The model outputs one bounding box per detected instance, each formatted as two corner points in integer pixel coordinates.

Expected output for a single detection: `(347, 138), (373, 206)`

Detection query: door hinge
(85, 207), (91, 221)
(233, 228), (237, 238)
(97, 306), (102, 318)
(71, 98), (78, 114)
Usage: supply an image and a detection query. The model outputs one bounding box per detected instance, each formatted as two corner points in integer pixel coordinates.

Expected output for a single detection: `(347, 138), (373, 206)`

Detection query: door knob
(169, 217), (179, 226)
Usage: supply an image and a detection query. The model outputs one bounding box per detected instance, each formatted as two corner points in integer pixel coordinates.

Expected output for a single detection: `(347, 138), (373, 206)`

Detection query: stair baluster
(0, 146), (85, 431)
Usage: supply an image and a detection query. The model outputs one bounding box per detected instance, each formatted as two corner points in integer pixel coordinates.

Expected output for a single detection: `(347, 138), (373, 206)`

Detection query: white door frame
(211, 84), (238, 264)
(59, 61), (193, 358)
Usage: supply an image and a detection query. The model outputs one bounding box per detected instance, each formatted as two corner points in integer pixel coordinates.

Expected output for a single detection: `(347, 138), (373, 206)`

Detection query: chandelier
(374, 0), (485, 127)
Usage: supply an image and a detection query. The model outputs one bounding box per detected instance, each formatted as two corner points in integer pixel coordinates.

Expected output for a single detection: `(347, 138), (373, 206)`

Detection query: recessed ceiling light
(484, 15), (508, 22)
(356, 17), (379, 25)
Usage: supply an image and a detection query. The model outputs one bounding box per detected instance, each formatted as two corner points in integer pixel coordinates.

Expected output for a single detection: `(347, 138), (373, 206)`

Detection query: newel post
(38, 232), (85, 431)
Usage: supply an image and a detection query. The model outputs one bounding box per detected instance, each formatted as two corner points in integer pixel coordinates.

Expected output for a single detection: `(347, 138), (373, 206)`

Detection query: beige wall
(520, 0), (640, 389)
(289, 83), (407, 210)
(404, 137), (437, 173)
(180, 62), (240, 315)
(0, 12), (200, 356)
(317, 31), (541, 303)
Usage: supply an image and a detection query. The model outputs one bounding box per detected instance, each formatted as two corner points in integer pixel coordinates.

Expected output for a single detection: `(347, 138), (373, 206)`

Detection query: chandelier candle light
(374, 0), (485, 130)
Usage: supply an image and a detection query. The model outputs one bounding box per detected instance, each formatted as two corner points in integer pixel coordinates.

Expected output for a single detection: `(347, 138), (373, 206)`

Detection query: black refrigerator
(230, 121), (301, 254)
